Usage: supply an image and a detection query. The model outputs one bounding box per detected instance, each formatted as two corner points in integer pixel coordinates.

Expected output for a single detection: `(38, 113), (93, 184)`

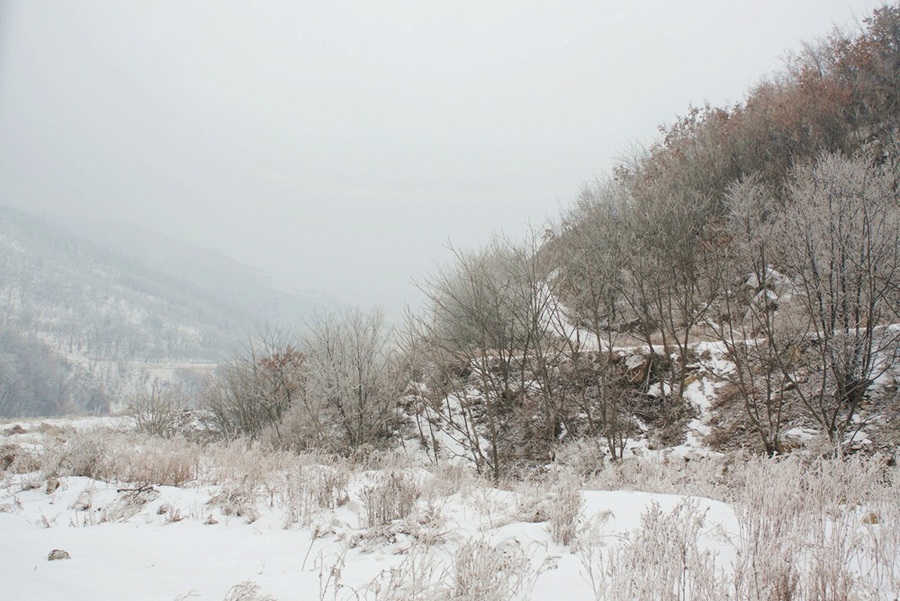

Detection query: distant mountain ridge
(0, 205), (244, 362)
(0, 205), (338, 416)
(48, 215), (341, 328)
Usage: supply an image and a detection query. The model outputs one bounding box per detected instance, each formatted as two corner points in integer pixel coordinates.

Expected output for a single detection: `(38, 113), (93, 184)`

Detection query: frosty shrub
(365, 538), (535, 601)
(731, 454), (900, 600)
(222, 581), (275, 601)
(586, 453), (731, 500)
(364, 544), (446, 601)
(127, 384), (191, 438)
(607, 499), (728, 600)
(361, 470), (420, 528)
(39, 430), (199, 487)
(451, 538), (531, 601)
(118, 436), (199, 487)
(209, 480), (261, 524)
(547, 480), (584, 546)
(278, 465), (349, 528)
(200, 439), (285, 488)
(730, 456), (811, 600)
(425, 462), (482, 499)
(552, 439), (607, 479)
(512, 473), (584, 546)
(40, 429), (117, 481)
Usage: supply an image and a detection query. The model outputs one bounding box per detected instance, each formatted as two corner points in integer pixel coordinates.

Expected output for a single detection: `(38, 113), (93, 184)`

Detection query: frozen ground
(1, 470), (739, 600)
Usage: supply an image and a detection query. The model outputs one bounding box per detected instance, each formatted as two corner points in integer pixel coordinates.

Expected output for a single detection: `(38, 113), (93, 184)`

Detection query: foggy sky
(0, 1), (884, 317)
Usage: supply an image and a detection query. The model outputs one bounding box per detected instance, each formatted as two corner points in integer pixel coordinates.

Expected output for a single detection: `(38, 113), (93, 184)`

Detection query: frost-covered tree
(551, 179), (634, 458)
(413, 233), (566, 479)
(291, 308), (401, 453)
(706, 177), (800, 455)
(201, 329), (303, 440)
(776, 154), (899, 445)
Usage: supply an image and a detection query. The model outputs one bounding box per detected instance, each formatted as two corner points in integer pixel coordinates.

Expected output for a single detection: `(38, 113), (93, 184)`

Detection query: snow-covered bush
(547, 480), (584, 547)
(451, 538), (531, 601)
(127, 384), (192, 439)
(221, 581), (275, 601)
(278, 465), (349, 528)
(361, 470), (421, 528)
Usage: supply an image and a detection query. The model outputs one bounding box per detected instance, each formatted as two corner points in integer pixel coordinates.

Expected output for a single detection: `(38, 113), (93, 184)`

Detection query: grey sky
(0, 1), (884, 316)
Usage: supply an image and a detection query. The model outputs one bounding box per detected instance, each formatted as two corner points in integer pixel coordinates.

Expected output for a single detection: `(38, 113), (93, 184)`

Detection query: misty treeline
(0, 325), (110, 417)
(165, 7), (900, 476)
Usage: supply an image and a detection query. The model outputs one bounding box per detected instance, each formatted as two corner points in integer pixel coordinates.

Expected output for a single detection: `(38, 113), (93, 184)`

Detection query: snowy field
(1, 419), (899, 600)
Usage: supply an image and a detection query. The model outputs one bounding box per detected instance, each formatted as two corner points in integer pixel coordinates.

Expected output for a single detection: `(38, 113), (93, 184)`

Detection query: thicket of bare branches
(409, 234), (565, 480)
(200, 309), (401, 455)
(127, 383), (192, 438)
(201, 329), (303, 441)
(283, 308), (401, 453)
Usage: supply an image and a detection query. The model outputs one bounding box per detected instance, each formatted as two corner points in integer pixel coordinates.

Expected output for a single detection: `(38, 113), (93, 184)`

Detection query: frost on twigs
(222, 580), (275, 601)
(360, 470), (420, 528)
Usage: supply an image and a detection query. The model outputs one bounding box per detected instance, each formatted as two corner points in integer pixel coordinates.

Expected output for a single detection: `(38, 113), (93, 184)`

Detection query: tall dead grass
(4, 422), (898, 599)
(580, 452), (900, 600)
(37, 429), (199, 487)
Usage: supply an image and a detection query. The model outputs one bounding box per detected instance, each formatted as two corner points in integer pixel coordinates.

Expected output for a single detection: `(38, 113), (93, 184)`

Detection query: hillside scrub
(200, 309), (402, 455)
(544, 6), (900, 456)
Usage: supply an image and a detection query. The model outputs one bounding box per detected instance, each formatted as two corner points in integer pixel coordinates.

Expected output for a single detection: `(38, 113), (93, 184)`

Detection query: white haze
(0, 1), (884, 319)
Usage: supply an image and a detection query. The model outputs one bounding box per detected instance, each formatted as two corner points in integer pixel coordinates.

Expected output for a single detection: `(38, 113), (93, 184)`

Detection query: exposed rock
(45, 477), (60, 494)
(625, 353), (649, 384)
(47, 549), (70, 561)
(1, 444), (18, 471)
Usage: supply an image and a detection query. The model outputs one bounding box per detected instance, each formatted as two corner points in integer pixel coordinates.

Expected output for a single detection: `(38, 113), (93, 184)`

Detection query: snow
(0, 464), (744, 600)
(4, 322), (898, 600)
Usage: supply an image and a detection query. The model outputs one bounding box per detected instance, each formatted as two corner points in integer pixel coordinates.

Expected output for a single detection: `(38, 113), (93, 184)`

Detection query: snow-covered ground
(4, 316), (900, 601)
(2, 416), (898, 600)
(1, 470), (738, 600)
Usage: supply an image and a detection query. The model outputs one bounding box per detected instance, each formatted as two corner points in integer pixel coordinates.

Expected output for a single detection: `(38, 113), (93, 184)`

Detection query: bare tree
(414, 241), (526, 480)
(292, 308), (400, 453)
(413, 235), (564, 480)
(201, 328), (304, 441)
(551, 179), (634, 459)
(128, 383), (191, 438)
(775, 153), (899, 446)
(706, 177), (799, 455)
(619, 175), (721, 414)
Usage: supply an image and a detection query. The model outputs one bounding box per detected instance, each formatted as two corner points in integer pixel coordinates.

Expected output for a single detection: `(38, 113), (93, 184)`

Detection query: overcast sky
(0, 1), (885, 316)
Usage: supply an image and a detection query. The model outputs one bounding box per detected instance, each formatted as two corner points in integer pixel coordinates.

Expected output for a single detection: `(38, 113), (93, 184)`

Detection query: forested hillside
(0, 206), (252, 415)
(541, 5), (900, 456)
(50, 215), (339, 327)
(190, 6), (899, 469)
